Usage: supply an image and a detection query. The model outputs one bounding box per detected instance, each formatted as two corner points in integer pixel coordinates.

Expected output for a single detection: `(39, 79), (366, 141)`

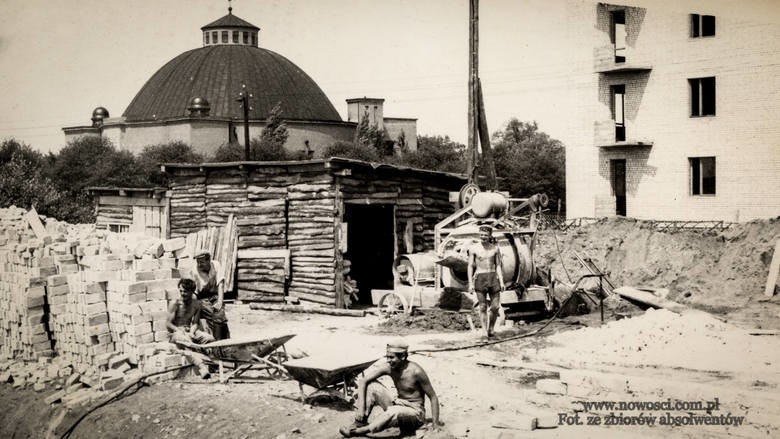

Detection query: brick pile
(0, 206), (209, 403)
(0, 207), (56, 361)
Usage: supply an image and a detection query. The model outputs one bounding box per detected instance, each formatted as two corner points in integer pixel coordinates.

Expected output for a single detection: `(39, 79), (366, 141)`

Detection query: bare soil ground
(536, 217), (780, 328)
(2, 217), (779, 438)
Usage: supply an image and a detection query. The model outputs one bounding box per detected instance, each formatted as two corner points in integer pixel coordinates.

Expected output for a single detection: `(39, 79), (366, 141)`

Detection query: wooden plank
(613, 286), (688, 313)
(98, 195), (167, 207)
(131, 206), (143, 234)
(764, 239), (780, 297)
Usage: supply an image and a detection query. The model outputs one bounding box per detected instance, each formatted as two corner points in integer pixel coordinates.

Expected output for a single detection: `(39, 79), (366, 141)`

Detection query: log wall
(166, 163), (463, 307)
(168, 168), (338, 306)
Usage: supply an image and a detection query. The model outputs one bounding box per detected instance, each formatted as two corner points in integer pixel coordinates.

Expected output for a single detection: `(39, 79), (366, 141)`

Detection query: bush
(138, 141), (203, 185)
(321, 141), (380, 162)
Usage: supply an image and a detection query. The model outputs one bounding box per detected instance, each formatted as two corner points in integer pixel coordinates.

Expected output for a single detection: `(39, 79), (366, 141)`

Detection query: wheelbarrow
(182, 334), (296, 383)
(284, 355), (378, 404)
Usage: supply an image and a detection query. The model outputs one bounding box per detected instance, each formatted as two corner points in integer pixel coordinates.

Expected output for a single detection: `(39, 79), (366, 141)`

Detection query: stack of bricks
(0, 207), (56, 361)
(1, 206), (199, 393)
(106, 274), (180, 365)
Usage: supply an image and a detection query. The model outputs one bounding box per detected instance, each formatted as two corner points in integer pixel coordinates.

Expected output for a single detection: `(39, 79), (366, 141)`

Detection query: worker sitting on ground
(166, 278), (214, 378)
(467, 224), (505, 339)
(339, 339), (441, 438)
(187, 250), (230, 340)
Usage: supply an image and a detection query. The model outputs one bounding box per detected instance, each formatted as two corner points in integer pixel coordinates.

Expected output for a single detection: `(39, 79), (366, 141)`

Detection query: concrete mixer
(389, 191), (556, 319)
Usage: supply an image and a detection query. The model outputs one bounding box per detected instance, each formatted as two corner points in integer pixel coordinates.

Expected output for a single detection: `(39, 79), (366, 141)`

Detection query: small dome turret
(187, 97), (211, 116)
(91, 107), (109, 126)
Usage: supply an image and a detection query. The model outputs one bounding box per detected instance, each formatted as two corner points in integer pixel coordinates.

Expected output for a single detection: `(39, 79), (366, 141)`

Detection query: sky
(0, 0), (579, 153)
(1, 0), (777, 153)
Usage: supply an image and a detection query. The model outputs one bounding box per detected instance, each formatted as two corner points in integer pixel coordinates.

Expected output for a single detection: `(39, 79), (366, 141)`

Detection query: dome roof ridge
(201, 12), (259, 31)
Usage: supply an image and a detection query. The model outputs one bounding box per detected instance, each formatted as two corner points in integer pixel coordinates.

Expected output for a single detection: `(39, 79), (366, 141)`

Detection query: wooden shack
(161, 158), (466, 307)
(87, 187), (169, 238)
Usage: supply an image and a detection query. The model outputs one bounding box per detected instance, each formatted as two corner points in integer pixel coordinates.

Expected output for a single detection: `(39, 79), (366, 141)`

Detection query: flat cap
(194, 250), (210, 259)
(386, 338), (409, 353)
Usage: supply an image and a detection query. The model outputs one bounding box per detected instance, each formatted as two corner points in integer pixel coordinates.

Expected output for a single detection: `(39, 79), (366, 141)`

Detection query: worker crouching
(166, 278), (214, 378)
(340, 339), (441, 437)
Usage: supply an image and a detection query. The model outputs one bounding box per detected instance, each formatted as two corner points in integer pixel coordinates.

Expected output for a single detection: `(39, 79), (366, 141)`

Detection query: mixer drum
(438, 226), (535, 291)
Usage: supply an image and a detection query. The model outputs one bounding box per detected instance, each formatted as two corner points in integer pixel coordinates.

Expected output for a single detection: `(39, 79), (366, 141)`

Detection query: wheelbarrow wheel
(266, 351), (289, 380)
(378, 292), (409, 317)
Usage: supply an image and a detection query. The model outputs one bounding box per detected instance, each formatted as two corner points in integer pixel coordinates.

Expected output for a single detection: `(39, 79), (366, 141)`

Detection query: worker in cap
(194, 249), (210, 259)
(186, 249), (230, 340)
(386, 339), (408, 353)
(468, 222), (505, 339)
(340, 338), (441, 437)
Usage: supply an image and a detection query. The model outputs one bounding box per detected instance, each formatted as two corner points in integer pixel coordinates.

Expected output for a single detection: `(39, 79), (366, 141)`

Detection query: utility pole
(466, 0), (479, 184)
(465, 0), (497, 190)
(236, 85), (252, 160)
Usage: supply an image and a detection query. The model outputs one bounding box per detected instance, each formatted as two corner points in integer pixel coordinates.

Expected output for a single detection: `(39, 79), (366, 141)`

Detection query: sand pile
(539, 308), (780, 374)
(536, 217), (780, 312)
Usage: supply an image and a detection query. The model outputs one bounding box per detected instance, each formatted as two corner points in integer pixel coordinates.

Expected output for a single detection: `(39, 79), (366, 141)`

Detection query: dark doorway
(611, 159), (627, 216)
(343, 204), (395, 304)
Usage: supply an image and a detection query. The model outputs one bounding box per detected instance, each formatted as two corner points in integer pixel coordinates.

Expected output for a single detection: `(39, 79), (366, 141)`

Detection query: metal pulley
(458, 183), (481, 209)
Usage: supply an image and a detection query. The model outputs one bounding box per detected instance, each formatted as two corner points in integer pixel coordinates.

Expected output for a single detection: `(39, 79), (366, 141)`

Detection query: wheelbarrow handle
(251, 354), (288, 374)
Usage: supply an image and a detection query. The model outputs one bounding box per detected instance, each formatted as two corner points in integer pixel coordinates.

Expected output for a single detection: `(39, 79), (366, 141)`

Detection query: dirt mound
(377, 309), (472, 333)
(536, 217), (780, 312)
(541, 308), (780, 374)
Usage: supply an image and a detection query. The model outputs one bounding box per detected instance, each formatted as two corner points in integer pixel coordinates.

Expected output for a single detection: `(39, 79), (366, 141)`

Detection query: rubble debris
(378, 308), (472, 333)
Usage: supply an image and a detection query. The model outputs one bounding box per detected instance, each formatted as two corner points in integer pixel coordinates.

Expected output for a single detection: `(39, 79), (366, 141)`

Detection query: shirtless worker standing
(468, 224), (505, 338)
(339, 340), (441, 437)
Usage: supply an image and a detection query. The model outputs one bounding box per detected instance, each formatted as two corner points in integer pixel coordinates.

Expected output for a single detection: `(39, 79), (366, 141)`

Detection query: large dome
(123, 45), (342, 122)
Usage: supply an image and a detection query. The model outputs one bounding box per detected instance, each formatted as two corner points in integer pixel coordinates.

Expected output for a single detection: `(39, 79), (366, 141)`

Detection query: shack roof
(161, 157), (468, 184)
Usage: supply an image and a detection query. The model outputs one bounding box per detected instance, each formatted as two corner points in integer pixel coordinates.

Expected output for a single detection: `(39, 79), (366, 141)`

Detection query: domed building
(63, 9), (416, 157)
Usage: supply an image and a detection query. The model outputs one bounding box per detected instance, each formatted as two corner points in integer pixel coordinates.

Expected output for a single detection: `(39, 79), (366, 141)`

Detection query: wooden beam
(613, 286), (687, 313)
(248, 303), (365, 317)
(764, 239), (780, 297)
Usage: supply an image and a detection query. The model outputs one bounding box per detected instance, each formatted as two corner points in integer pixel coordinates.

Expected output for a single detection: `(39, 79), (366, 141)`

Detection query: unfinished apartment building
(564, 1), (780, 221)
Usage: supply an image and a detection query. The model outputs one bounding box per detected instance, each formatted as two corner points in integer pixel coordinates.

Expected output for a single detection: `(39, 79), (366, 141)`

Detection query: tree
(395, 130), (409, 155)
(0, 138), (64, 219)
(354, 111), (390, 156)
(47, 136), (149, 222)
(397, 135), (467, 173)
(255, 102), (289, 158)
(210, 103), (291, 162)
(138, 141), (203, 185)
(491, 119), (565, 207)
